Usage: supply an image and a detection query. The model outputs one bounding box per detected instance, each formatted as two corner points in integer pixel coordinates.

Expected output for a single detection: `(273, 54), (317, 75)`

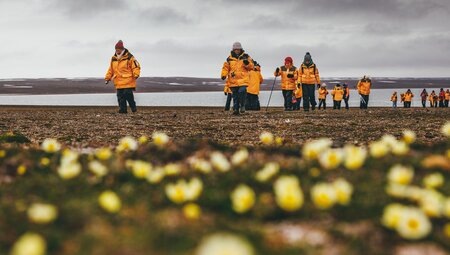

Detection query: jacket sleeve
(246, 57), (254, 71)
(221, 61), (229, 78)
(296, 69), (302, 84)
(105, 60), (113, 81)
(315, 67), (320, 84)
(259, 73), (263, 84)
(130, 57), (141, 78)
(356, 81), (361, 92)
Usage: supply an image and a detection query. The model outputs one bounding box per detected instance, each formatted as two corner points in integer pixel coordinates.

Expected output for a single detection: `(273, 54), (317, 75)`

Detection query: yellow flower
(189, 157), (213, 174)
(27, 203), (58, 224)
(274, 175), (304, 212)
(387, 165), (414, 185)
(311, 183), (338, 210)
(57, 162), (81, 180)
(61, 149), (79, 165)
(41, 138), (61, 153)
(231, 149), (249, 166)
(98, 190), (121, 213)
(39, 157), (50, 167)
(210, 152), (231, 172)
(116, 136), (138, 152)
(17, 165), (27, 175)
(260, 131), (274, 145)
(146, 167), (165, 184)
(152, 132), (169, 147)
(369, 141), (389, 158)
(381, 134), (398, 148)
(138, 135), (149, 144)
(343, 145), (367, 170)
(275, 137), (284, 146)
(129, 160), (152, 179)
(382, 203), (406, 229)
(195, 233), (255, 255)
(423, 172), (444, 189)
(402, 130), (416, 144)
(418, 190), (445, 218)
(396, 207), (432, 240)
(183, 203), (202, 220)
(391, 141), (409, 156)
(302, 138), (332, 160)
(318, 148), (344, 170)
(332, 178), (353, 205)
(231, 184), (255, 214)
(0, 150), (6, 158)
(95, 148), (112, 161)
(88, 160), (108, 177)
(164, 163), (182, 176)
(441, 122), (450, 138)
(165, 178), (203, 204)
(10, 232), (46, 255)
(255, 162), (280, 183)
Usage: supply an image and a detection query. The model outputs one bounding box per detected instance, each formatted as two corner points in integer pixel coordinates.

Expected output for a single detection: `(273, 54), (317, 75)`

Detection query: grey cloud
(45, 0), (127, 17)
(137, 6), (192, 25)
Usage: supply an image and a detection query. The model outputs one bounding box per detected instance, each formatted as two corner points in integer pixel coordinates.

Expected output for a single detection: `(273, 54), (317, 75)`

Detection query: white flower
(387, 165), (414, 185)
(302, 138), (332, 160)
(332, 178), (353, 205)
(57, 161), (81, 180)
(152, 132), (169, 147)
(382, 203), (406, 229)
(260, 131), (274, 145)
(129, 160), (152, 179)
(210, 152), (231, 172)
(98, 190), (121, 213)
(189, 157), (213, 174)
(369, 141), (389, 158)
(146, 167), (165, 184)
(165, 178), (203, 204)
(311, 183), (338, 210)
(231, 149), (249, 166)
(396, 207), (432, 240)
(11, 233), (46, 255)
(41, 139), (61, 153)
(88, 160), (108, 177)
(231, 184), (256, 214)
(27, 203), (58, 224)
(343, 145), (367, 170)
(391, 141), (409, 156)
(195, 233), (255, 255)
(418, 189), (445, 218)
(164, 163), (182, 176)
(318, 148), (344, 170)
(117, 136), (138, 152)
(402, 130), (416, 144)
(423, 172), (444, 189)
(274, 175), (304, 212)
(255, 162), (280, 183)
(441, 122), (450, 138)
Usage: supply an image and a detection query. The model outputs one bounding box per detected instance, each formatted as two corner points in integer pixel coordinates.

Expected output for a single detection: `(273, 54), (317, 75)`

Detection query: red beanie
(115, 40), (124, 50)
(285, 57), (293, 65)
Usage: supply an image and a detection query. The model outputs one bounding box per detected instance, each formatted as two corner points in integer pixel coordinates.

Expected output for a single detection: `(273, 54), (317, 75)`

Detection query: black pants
(360, 94), (369, 109)
(246, 93), (260, 111)
(318, 99), (326, 109)
(405, 102), (411, 108)
(225, 93), (233, 111)
(445, 100), (449, 107)
(343, 97), (349, 109)
(333, 100), (342, 110)
(293, 97), (302, 110)
(117, 88), (136, 113)
(282, 90), (294, 110)
(302, 84), (317, 111)
(422, 100), (426, 108)
(439, 101), (445, 108)
(230, 86), (247, 112)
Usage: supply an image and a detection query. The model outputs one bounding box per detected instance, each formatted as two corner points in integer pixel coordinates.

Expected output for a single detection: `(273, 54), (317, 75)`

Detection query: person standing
(445, 89), (450, 107)
(420, 89), (428, 108)
(317, 83), (328, 110)
(343, 83), (350, 110)
(246, 61), (263, 111)
(293, 85), (302, 111)
(391, 92), (398, 108)
(223, 77), (233, 111)
(404, 89), (414, 108)
(275, 57), (297, 111)
(105, 40), (141, 114)
(221, 42), (254, 115)
(429, 91), (436, 108)
(438, 88), (445, 108)
(357, 75), (372, 109)
(331, 84), (344, 110)
(297, 52), (320, 112)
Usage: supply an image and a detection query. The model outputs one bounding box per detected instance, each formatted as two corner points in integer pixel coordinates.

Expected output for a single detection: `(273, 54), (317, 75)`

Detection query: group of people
(220, 42), (373, 115)
(391, 88), (450, 108)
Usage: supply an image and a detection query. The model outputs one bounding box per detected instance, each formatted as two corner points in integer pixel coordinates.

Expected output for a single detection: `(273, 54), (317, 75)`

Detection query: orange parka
(105, 49), (141, 89)
(295, 86), (303, 98)
(318, 87), (328, 99)
(248, 66), (263, 95)
(404, 92), (414, 102)
(357, 79), (372, 96)
(275, 65), (297, 90)
(221, 51), (254, 87)
(331, 87), (344, 101)
(391, 93), (398, 102)
(445, 91), (450, 100)
(297, 63), (320, 85)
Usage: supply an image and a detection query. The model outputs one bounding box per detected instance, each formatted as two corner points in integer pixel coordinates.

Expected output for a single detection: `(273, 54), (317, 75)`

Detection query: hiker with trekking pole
(357, 75), (372, 109)
(105, 40), (141, 114)
(298, 52), (320, 112)
(221, 42), (254, 115)
(274, 57), (297, 111)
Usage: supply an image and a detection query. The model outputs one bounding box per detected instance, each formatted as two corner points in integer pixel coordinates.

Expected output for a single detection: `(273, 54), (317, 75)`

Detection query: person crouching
(105, 40), (141, 114)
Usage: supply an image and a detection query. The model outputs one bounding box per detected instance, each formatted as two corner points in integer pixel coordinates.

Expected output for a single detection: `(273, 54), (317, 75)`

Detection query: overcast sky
(1, 0), (449, 79)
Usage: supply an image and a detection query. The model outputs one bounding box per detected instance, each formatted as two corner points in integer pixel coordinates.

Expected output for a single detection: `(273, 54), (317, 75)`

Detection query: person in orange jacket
(221, 42), (255, 115)
(293, 85), (302, 111)
(391, 92), (398, 108)
(356, 75), (372, 109)
(317, 83), (328, 110)
(429, 91), (436, 108)
(445, 89), (450, 107)
(331, 84), (345, 110)
(297, 52), (320, 112)
(105, 40), (141, 114)
(246, 61), (263, 111)
(404, 89), (414, 108)
(438, 88), (445, 108)
(400, 93), (406, 108)
(223, 75), (233, 111)
(275, 57), (297, 111)
(343, 83), (350, 110)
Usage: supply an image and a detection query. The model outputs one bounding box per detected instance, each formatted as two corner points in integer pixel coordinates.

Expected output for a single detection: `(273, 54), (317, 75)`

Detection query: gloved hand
(134, 76), (139, 80)
(287, 74), (294, 79)
(221, 76), (226, 80)
(224, 92), (228, 96)
(297, 83), (301, 89)
(275, 67), (280, 74)
(105, 80), (109, 85)
(231, 72), (235, 78)
(243, 59), (249, 65)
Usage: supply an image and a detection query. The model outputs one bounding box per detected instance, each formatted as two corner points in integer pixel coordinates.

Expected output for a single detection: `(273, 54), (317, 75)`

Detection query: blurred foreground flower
(274, 175), (304, 212)
(183, 203), (202, 220)
(165, 178), (203, 204)
(231, 184), (255, 214)
(302, 138), (332, 160)
(195, 233), (254, 255)
(41, 138), (61, 153)
(387, 165), (414, 185)
(255, 162), (280, 183)
(402, 130), (416, 145)
(311, 183), (337, 210)
(231, 149), (249, 166)
(332, 178), (354, 205)
(10, 232), (46, 255)
(98, 190), (121, 214)
(441, 122), (450, 138)
(27, 203), (58, 224)
(95, 148), (112, 161)
(259, 131), (274, 145)
(57, 149), (81, 180)
(152, 132), (169, 147)
(318, 148), (344, 170)
(423, 172), (444, 189)
(382, 204), (432, 240)
(210, 152), (231, 172)
(343, 145), (367, 170)
(88, 160), (108, 177)
(117, 136), (138, 152)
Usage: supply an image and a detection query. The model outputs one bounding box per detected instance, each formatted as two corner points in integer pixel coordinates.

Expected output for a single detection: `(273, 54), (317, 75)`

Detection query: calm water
(0, 89), (444, 107)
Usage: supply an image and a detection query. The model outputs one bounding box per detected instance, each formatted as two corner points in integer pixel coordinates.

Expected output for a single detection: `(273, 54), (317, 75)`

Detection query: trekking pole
(360, 95), (367, 107)
(266, 76), (278, 111)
